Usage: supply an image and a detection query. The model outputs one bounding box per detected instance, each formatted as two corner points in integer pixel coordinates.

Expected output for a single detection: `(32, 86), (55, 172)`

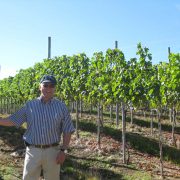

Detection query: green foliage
(0, 44), (179, 111)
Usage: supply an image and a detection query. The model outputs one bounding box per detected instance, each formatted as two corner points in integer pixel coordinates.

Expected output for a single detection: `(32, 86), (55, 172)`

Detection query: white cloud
(0, 65), (18, 80)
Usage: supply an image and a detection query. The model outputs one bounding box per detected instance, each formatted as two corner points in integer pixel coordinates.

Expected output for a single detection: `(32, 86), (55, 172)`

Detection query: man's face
(39, 83), (56, 101)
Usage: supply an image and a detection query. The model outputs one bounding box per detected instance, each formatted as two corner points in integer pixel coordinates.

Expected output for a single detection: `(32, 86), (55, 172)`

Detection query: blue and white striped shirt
(9, 97), (75, 145)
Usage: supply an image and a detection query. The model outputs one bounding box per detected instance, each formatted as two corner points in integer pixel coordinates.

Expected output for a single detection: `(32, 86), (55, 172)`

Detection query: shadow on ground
(77, 119), (180, 164)
(0, 126), (25, 151)
(61, 155), (126, 180)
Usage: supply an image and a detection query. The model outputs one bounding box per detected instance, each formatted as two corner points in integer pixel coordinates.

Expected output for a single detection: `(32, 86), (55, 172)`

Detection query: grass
(124, 171), (152, 180)
(0, 165), (21, 180)
(62, 158), (124, 179)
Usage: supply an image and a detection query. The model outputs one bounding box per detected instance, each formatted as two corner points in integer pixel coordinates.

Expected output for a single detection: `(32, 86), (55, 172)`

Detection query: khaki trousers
(23, 146), (60, 180)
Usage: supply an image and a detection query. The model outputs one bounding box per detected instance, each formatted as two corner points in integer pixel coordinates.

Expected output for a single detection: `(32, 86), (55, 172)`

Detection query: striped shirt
(9, 97), (75, 145)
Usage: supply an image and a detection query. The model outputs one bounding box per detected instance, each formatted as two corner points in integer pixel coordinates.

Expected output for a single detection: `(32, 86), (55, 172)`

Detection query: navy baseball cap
(40, 75), (57, 85)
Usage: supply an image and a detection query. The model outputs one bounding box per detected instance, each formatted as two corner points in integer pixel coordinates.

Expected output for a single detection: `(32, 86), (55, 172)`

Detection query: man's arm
(0, 117), (15, 127)
(62, 133), (72, 150)
(56, 132), (72, 165)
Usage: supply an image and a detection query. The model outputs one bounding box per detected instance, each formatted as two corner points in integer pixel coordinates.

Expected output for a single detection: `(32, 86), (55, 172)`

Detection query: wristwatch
(60, 148), (67, 153)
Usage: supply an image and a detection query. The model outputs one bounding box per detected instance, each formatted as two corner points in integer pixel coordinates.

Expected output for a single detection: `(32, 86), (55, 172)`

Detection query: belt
(25, 142), (59, 149)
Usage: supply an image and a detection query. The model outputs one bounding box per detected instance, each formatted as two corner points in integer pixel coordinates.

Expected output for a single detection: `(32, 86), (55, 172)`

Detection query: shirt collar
(38, 96), (54, 104)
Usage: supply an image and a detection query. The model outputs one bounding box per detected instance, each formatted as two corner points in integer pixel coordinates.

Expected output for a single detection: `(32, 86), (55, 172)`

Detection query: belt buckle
(40, 145), (44, 148)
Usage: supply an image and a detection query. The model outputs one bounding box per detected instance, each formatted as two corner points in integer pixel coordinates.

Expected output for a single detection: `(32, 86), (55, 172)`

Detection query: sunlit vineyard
(0, 42), (180, 179)
(0, 43), (179, 113)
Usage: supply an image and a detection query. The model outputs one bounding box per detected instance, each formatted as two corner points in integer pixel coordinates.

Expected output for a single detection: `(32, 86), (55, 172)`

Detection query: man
(0, 75), (75, 180)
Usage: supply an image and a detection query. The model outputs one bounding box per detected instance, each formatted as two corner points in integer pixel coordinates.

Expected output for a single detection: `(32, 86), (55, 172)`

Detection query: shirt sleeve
(62, 103), (75, 133)
(8, 104), (27, 127)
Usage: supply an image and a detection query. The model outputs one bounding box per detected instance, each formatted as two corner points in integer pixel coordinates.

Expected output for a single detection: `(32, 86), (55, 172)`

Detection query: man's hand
(56, 151), (66, 164)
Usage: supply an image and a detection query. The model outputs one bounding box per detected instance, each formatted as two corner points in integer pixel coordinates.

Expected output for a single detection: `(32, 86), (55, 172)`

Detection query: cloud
(0, 65), (18, 80)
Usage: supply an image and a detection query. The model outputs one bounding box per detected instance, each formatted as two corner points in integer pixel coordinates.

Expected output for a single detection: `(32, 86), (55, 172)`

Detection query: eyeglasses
(43, 84), (55, 88)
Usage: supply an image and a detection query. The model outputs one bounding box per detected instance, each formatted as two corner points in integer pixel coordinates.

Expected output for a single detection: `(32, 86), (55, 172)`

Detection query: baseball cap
(40, 75), (57, 85)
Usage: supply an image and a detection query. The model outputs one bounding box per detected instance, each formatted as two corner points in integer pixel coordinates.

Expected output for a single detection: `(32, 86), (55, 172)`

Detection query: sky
(0, 0), (180, 79)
